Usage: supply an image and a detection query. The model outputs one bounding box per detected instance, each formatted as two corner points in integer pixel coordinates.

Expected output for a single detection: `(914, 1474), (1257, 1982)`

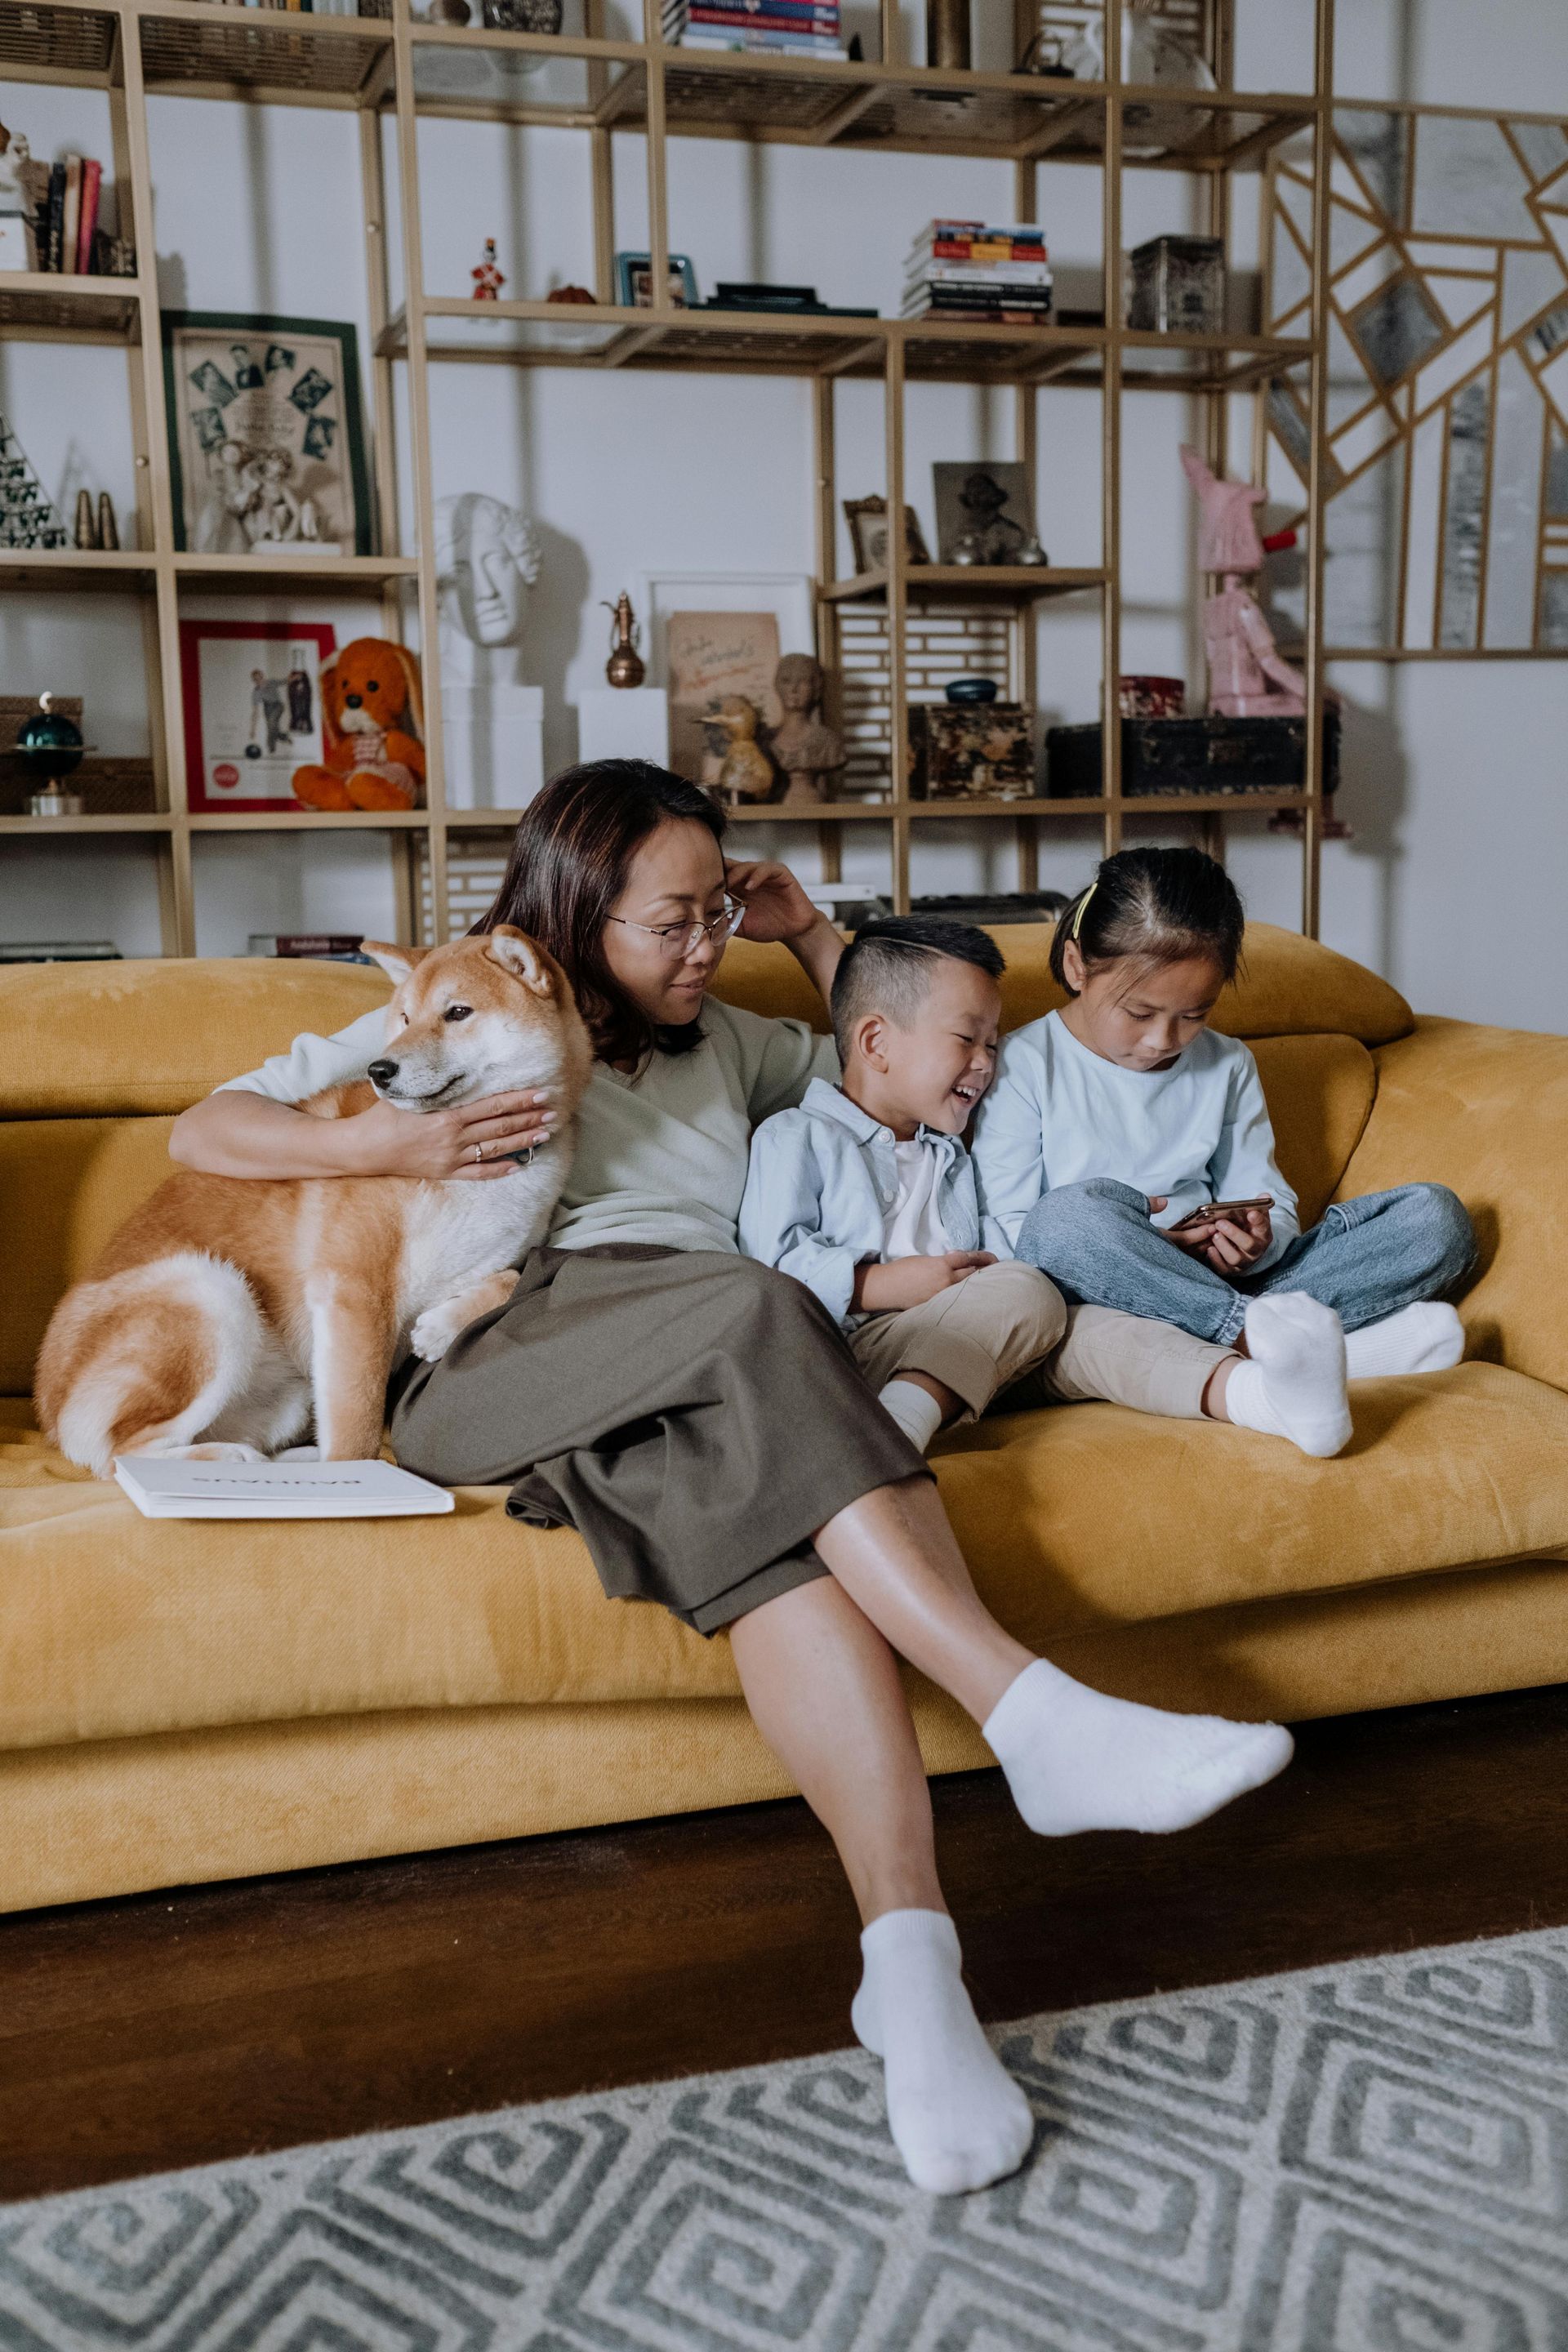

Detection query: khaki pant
(849, 1263), (1234, 1425)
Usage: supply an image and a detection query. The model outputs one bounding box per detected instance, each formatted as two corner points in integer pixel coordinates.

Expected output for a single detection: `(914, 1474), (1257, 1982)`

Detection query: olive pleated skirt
(388, 1245), (926, 1633)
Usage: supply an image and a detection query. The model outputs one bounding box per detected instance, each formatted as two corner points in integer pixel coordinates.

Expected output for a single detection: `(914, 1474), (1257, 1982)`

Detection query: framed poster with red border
(180, 619), (337, 813)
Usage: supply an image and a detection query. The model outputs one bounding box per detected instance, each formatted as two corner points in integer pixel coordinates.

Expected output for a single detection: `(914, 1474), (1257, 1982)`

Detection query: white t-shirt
(882, 1138), (954, 1261)
(971, 1008), (1299, 1270)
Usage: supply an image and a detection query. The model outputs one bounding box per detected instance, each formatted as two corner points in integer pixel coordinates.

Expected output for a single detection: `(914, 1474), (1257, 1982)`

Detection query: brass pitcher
(603, 591), (646, 688)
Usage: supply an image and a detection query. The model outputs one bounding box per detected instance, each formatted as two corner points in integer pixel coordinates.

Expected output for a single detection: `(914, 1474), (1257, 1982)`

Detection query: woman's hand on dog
(344, 1090), (556, 1181)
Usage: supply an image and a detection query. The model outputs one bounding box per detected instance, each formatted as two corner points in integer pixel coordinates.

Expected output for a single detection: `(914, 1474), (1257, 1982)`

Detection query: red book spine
(75, 159), (100, 276)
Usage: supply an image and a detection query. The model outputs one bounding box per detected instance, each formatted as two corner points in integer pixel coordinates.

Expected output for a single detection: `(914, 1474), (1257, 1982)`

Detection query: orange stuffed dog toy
(292, 638), (426, 811)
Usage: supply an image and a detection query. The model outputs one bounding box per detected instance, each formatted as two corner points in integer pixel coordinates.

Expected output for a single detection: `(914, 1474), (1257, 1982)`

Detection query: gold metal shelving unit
(0, 0), (1334, 947)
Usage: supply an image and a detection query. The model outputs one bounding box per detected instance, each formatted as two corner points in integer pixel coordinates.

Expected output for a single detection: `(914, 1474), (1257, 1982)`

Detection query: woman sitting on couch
(171, 760), (1291, 2198)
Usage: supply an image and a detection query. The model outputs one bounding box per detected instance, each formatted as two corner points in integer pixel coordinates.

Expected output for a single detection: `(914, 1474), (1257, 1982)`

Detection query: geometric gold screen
(1265, 101), (1568, 653)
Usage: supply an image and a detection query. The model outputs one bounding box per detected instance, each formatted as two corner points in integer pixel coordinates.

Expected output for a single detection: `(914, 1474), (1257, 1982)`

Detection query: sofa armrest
(1340, 1015), (1568, 1392)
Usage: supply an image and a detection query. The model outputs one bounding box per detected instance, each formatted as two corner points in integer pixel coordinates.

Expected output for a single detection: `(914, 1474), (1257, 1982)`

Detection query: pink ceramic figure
(1179, 445), (1307, 718)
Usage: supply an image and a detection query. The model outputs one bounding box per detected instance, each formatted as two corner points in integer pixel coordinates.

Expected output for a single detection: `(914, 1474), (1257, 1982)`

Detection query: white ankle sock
(982, 1656), (1294, 1838)
(851, 1909), (1032, 2194)
(879, 1378), (944, 1454)
(1223, 1293), (1352, 1459)
(1344, 1302), (1464, 1379)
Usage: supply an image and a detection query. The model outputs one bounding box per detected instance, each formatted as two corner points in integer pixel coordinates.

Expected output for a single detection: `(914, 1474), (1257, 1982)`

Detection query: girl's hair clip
(1071, 881), (1098, 941)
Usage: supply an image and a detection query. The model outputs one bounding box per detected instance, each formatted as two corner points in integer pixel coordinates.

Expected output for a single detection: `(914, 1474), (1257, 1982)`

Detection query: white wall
(1, 0), (1563, 1027)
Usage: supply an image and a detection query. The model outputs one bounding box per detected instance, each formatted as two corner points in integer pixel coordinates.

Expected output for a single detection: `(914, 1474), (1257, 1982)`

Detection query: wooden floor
(6, 1682), (1568, 2204)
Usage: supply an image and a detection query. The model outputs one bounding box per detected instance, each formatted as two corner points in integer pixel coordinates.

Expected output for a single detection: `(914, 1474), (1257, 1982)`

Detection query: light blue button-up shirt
(739, 1076), (1008, 1327)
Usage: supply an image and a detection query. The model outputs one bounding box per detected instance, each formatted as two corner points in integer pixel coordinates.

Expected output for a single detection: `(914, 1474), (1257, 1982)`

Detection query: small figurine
(1179, 444), (1310, 716)
(546, 284), (596, 305)
(768, 653), (844, 808)
(602, 591), (645, 688)
(0, 121), (36, 273)
(74, 488), (97, 550)
(711, 696), (774, 807)
(96, 492), (118, 550)
(471, 238), (506, 301)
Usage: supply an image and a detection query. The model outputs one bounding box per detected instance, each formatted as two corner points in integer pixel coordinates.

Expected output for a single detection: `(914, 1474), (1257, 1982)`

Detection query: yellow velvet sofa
(3, 925), (1567, 1916)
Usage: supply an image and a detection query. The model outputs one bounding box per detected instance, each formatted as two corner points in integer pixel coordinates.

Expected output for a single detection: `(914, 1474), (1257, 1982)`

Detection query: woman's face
(602, 817), (731, 1033)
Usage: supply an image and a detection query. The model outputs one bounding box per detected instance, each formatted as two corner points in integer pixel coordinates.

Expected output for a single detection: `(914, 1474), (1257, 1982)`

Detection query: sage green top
(220, 996), (839, 1258)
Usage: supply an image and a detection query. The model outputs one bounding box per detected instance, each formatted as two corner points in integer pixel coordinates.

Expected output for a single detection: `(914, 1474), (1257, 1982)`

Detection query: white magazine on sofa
(114, 1456), (455, 1520)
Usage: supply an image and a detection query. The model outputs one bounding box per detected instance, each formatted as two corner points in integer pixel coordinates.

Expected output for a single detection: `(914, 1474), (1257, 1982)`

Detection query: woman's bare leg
(729, 1575), (1032, 2194)
(728, 1569), (942, 1922)
(812, 1476), (1294, 1838)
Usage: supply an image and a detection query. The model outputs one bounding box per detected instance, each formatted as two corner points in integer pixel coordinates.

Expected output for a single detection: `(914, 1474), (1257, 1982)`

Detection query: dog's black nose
(368, 1059), (398, 1086)
(345, 693), (363, 708)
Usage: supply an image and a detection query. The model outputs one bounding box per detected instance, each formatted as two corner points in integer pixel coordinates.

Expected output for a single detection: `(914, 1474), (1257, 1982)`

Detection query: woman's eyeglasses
(608, 897), (747, 962)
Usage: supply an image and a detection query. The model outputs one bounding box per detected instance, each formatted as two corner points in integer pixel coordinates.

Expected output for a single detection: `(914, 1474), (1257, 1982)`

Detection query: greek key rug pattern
(6, 1921), (1568, 2350)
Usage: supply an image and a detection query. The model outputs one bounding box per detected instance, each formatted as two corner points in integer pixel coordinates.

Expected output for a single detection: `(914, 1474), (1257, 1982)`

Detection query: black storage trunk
(1045, 710), (1340, 800)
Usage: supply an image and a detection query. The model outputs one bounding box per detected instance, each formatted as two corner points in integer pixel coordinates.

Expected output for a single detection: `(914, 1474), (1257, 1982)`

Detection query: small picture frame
(614, 252), (698, 310)
(843, 495), (932, 577)
(932, 462), (1036, 564)
(162, 312), (372, 557)
(180, 620), (337, 813)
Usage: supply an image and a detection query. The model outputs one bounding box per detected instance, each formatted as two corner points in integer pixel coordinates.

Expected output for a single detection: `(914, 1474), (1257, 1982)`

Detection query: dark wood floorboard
(5, 1682), (1568, 2202)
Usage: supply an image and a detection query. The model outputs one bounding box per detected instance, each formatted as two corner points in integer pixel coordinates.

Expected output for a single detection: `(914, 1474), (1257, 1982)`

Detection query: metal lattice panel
(139, 11), (390, 99)
(0, 0), (116, 78)
(839, 604), (1017, 795)
(415, 837), (509, 948)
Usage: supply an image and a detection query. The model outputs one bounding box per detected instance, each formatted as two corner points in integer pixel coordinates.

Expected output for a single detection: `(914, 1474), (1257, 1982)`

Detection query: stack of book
(662, 0), (848, 61)
(23, 154), (113, 276)
(902, 220), (1053, 326)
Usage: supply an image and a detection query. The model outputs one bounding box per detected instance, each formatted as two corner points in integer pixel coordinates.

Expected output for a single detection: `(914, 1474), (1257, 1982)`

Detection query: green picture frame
(161, 310), (373, 559)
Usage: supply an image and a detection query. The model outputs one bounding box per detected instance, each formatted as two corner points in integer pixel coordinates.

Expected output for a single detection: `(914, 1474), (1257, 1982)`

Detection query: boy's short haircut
(831, 915), (1005, 1062)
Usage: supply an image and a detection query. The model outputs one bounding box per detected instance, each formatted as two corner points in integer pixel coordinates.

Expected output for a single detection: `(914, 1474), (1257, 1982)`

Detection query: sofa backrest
(0, 925), (1414, 1395)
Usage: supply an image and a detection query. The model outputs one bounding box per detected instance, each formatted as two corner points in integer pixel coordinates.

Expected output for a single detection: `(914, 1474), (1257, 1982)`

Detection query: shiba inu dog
(37, 926), (592, 1474)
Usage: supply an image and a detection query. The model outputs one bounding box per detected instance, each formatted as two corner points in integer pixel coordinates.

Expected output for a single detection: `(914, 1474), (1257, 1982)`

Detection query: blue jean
(1015, 1178), (1477, 1348)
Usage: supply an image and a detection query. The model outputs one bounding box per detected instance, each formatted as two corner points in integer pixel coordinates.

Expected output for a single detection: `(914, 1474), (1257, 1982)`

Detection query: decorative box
(1119, 674), (1186, 719)
(1127, 235), (1225, 335)
(908, 702), (1035, 800)
(1045, 710), (1342, 800)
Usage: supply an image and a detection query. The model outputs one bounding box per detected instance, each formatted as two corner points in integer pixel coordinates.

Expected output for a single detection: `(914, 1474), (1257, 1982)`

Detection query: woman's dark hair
(1049, 847), (1245, 996)
(478, 760), (726, 1065)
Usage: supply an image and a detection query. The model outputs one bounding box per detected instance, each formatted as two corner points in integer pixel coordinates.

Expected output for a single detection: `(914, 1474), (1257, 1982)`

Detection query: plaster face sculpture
(434, 492), (541, 677)
(768, 653), (844, 808)
(1179, 444), (1308, 719)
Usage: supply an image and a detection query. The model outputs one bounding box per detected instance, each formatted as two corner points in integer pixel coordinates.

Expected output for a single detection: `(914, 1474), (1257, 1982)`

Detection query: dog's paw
(410, 1301), (471, 1362)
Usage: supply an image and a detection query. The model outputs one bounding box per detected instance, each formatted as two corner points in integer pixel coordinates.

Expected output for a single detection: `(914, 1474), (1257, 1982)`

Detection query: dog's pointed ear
(361, 940), (426, 985)
(487, 924), (554, 996)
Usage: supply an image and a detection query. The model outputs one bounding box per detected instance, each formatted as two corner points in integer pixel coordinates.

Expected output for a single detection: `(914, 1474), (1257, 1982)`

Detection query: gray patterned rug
(4, 1921), (1566, 2350)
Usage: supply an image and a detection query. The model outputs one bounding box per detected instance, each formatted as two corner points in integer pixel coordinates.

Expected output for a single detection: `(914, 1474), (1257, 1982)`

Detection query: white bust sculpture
(434, 492), (541, 684)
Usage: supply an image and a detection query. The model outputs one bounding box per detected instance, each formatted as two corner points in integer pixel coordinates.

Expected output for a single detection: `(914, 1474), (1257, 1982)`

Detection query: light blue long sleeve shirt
(970, 1010), (1298, 1272)
(739, 1076), (1008, 1327)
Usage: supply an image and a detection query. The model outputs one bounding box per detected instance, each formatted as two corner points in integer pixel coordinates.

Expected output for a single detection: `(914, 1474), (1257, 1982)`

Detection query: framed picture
(614, 252), (697, 310)
(843, 495), (931, 576)
(180, 620), (336, 813)
(932, 461), (1036, 564)
(639, 571), (815, 786)
(162, 313), (372, 557)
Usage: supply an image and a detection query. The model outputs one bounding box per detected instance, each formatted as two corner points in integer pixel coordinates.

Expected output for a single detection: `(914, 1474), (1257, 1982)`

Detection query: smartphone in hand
(1165, 1195), (1272, 1235)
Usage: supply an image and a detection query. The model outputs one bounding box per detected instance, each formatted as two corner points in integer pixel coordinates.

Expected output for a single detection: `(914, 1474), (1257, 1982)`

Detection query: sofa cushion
(711, 922), (1414, 1049)
(1, 1363), (1563, 1753)
(0, 924), (1413, 1124)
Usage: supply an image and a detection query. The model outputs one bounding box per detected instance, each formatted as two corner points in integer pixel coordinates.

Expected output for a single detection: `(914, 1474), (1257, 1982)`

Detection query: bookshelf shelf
(0, 269), (141, 339)
(0, 0), (1339, 949)
(822, 566), (1107, 604)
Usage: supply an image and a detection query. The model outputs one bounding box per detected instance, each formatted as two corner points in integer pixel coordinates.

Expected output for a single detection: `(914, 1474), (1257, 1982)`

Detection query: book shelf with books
(0, 0), (1338, 949)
